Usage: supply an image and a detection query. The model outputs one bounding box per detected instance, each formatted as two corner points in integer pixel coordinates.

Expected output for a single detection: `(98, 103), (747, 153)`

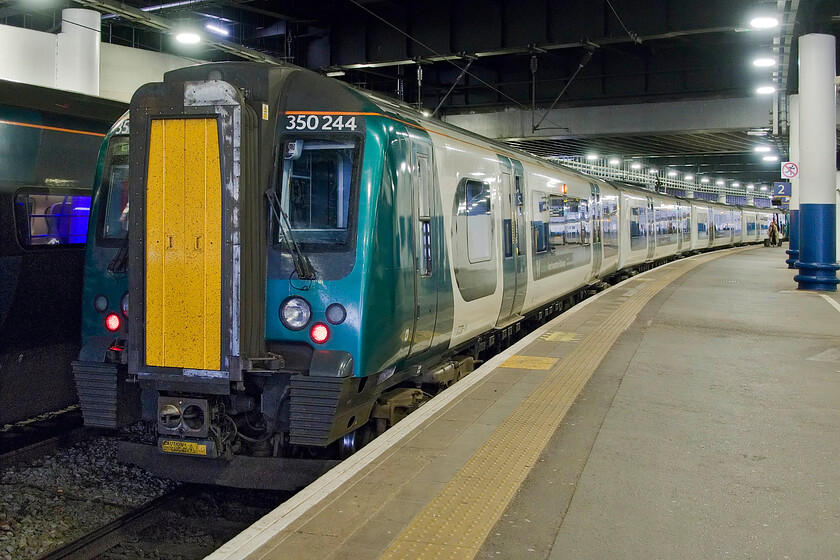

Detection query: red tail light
(105, 313), (121, 332)
(310, 322), (329, 344)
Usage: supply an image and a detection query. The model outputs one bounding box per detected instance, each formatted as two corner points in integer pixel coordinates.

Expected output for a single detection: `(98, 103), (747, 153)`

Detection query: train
(0, 80), (126, 425)
(70, 62), (777, 489)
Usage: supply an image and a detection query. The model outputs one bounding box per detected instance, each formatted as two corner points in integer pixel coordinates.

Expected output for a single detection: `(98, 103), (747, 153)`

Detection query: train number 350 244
(285, 114), (358, 131)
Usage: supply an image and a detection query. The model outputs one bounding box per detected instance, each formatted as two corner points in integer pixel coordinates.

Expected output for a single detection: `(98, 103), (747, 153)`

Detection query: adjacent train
(0, 81), (125, 425)
(72, 62), (776, 488)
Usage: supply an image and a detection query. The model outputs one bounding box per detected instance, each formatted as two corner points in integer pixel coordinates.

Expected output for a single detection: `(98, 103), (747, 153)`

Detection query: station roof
(3, 0), (837, 188)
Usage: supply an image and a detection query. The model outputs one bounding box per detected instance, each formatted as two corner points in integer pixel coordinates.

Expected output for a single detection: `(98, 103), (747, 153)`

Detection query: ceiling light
(754, 146), (771, 152)
(750, 16), (779, 29)
(631, 163), (642, 170)
(649, 168), (659, 174)
(747, 128), (770, 136)
(733, 182), (741, 187)
(747, 183), (755, 189)
(753, 57), (776, 67)
(609, 158), (620, 165)
(175, 31), (201, 44)
(716, 179), (725, 186)
(756, 85), (776, 94)
(684, 174), (694, 181)
(763, 155), (779, 161)
(760, 185), (769, 191)
(586, 154), (598, 160)
(667, 170), (677, 177)
(205, 23), (228, 36)
(700, 177), (710, 183)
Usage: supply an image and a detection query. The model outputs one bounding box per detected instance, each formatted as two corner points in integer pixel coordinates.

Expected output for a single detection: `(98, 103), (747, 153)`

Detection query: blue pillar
(794, 34), (839, 291)
(785, 95), (799, 268)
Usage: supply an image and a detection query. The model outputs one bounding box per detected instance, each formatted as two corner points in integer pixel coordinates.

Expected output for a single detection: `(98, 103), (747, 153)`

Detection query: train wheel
(339, 423), (373, 459)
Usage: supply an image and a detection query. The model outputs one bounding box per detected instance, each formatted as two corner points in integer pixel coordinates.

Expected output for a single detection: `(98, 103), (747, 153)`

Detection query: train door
(646, 197), (656, 260)
(408, 140), (438, 357)
(510, 160), (527, 318)
(589, 183), (603, 281)
(496, 156), (517, 326)
(676, 205), (685, 252)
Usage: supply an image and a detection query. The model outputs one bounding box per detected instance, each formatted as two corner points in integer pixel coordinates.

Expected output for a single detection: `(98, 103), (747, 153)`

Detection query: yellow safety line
(380, 249), (739, 559)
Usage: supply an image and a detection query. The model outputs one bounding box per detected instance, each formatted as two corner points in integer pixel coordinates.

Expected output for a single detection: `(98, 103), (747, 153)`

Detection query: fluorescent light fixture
(631, 163), (642, 170)
(756, 85), (776, 94)
(760, 185), (769, 191)
(763, 155), (779, 161)
(205, 23), (228, 36)
(421, 110), (431, 117)
(609, 158), (620, 165)
(700, 177), (710, 183)
(649, 168), (659, 174)
(716, 179), (725, 185)
(684, 174), (694, 181)
(175, 31), (201, 44)
(586, 154), (598, 160)
(732, 182), (741, 187)
(754, 146), (771, 152)
(747, 128), (769, 136)
(753, 57), (776, 67)
(667, 170), (677, 177)
(750, 16), (779, 29)
(747, 183), (755, 189)
(326, 70), (346, 77)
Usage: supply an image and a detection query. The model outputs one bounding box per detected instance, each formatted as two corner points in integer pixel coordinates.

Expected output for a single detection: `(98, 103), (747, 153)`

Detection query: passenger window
(14, 190), (91, 247)
(465, 179), (491, 263)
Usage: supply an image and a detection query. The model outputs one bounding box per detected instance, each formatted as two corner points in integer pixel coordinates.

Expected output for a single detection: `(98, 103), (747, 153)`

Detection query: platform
(209, 245), (840, 560)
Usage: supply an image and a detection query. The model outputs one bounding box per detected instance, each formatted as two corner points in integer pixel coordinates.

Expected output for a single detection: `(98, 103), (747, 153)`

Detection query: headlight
(280, 296), (311, 330)
(325, 303), (347, 325)
(93, 295), (108, 313)
(120, 292), (129, 317)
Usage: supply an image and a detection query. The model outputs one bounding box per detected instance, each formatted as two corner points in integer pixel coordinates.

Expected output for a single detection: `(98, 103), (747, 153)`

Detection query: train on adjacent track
(0, 81), (125, 426)
(72, 62), (777, 489)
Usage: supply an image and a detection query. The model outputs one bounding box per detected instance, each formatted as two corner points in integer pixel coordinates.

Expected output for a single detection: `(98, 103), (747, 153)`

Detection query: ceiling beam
(72, 0), (284, 64)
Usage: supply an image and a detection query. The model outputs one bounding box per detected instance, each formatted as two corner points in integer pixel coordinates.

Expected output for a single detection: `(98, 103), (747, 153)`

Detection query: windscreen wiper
(107, 234), (129, 276)
(266, 188), (316, 280)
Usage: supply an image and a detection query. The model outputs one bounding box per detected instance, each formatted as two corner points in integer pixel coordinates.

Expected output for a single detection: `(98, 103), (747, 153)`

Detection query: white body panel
(372, 97), (768, 355)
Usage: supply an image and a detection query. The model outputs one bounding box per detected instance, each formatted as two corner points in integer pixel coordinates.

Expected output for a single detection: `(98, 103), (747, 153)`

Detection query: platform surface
(209, 245), (840, 560)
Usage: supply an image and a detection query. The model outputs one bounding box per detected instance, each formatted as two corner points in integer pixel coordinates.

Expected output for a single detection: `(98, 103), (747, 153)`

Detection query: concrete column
(786, 94), (801, 268)
(837, 171), (840, 263)
(794, 34), (839, 291)
(55, 8), (100, 96)
(746, 195), (755, 205)
(684, 190), (694, 199)
(717, 193), (727, 204)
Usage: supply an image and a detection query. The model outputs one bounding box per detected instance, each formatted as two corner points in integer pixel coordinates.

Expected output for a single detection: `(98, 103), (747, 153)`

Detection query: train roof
(0, 79), (126, 125)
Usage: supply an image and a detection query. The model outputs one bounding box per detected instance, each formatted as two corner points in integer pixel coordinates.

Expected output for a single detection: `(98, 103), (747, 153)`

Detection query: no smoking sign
(781, 161), (799, 179)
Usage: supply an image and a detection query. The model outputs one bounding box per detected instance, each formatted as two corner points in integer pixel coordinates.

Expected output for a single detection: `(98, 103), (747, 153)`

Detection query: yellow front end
(145, 117), (223, 371)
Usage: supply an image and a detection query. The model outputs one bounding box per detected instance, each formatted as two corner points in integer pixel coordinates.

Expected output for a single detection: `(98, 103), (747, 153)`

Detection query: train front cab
(121, 65), (462, 472)
(72, 113), (138, 429)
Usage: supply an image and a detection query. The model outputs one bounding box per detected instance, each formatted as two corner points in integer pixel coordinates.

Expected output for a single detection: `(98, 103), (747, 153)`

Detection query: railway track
(0, 408), (87, 470)
(35, 485), (289, 560)
(37, 491), (182, 560)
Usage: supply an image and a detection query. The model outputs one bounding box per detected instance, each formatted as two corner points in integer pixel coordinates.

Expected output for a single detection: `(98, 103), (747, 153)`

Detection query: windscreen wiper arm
(266, 188), (316, 280)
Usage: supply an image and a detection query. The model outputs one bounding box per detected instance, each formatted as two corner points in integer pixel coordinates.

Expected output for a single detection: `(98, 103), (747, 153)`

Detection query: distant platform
(209, 244), (840, 560)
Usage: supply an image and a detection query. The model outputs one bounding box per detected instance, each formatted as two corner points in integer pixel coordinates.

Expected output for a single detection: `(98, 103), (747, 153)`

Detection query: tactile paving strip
(380, 250), (738, 559)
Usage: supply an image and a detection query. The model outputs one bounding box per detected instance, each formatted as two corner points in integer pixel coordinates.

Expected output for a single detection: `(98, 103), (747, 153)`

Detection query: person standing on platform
(769, 220), (779, 247)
